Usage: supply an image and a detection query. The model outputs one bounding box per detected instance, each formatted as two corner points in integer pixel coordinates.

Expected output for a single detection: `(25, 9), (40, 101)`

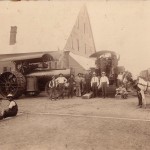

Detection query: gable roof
(0, 1), (84, 54)
(64, 5), (96, 57)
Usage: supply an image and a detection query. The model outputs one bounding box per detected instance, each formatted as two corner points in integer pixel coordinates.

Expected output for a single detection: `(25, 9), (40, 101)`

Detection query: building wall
(0, 2), (82, 54)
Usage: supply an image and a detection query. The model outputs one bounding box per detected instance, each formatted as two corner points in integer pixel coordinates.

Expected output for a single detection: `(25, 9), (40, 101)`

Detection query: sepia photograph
(0, 0), (150, 149)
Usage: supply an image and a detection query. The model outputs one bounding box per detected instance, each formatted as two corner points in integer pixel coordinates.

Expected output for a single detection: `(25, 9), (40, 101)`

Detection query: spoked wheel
(0, 71), (26, 98)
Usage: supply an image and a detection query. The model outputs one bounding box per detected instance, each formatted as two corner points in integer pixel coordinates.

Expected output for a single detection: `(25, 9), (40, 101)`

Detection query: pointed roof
(64, 4), (96, 57)
(0, 1), (85, 54)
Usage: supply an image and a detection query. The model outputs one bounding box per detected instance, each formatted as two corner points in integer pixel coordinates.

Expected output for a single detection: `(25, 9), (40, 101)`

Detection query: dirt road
(0, 95), (150, 150)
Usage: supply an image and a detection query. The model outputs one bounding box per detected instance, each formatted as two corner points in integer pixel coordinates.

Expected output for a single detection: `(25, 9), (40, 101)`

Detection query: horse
(127, 75), (150, 108)
(135, 77), (150, 108)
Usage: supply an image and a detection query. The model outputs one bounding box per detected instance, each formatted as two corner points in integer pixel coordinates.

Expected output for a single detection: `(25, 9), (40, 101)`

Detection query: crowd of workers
(0, 71), (145, 121)
(48, 71), (110, 100)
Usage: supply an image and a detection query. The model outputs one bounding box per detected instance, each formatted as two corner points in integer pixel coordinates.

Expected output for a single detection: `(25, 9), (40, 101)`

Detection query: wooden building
(0, 1), (96, 75)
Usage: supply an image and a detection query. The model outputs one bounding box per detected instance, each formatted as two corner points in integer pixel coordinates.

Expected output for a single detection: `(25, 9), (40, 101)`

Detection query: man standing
(136, 85), (146, 108)
(117, 72), (124, 87)
(75, 73), (82, 97)
(100, 72), (109, 98)
(49, 76), (57, 100)
(85, 72), (92, 93)
(67, 74), (75, 98)
(0, 94), (18, 120)
(56, 73), (67, 99)
(137, 87), (143, 108)
(91, 72), (99, 98)
(80, 73), (86, 95)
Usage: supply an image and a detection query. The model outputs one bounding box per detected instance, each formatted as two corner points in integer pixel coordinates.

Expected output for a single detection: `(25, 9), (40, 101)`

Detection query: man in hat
(0, 94), (18, 120)
(67, 74), (76, 98)
(56, 73), (67, 99)
(49, 76), (58, 100)
(80, 73), (86, 95)
(75, 73), (82, 97)
(85, 71), (92, 94)
(91, 72), (99, 98)
(99, 72), (109, 98)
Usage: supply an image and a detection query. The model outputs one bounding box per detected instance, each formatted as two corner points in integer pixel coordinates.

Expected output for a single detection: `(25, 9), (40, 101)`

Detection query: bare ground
(0, 95), (150, 150)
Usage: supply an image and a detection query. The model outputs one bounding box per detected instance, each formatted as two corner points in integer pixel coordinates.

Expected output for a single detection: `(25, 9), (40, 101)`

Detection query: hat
(7, 94), (13, 98)
(59, 73), (63, 76)
(101, 72), (106, 74)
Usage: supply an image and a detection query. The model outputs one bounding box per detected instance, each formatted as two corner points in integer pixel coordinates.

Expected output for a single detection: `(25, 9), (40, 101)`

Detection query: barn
(0, 1), (96, 75)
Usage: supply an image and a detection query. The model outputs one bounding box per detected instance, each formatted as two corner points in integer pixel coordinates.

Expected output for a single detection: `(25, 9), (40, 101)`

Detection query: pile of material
(82, 92), (93, 99)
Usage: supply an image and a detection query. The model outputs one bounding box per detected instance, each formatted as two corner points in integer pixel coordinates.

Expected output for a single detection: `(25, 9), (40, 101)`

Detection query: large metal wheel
(0, 71), (26, 98)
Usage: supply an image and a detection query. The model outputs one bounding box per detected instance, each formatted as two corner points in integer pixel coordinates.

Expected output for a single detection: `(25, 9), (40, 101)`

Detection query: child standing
(67, 74), (75, 98)
(49, 76), (58, 100)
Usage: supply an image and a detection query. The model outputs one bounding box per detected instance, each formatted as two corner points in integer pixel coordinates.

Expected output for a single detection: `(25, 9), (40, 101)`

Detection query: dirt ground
(0, 94), (150, 150)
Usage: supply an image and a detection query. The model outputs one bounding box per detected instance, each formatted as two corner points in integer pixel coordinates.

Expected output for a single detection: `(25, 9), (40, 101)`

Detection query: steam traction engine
(90, 50), (123, 96)
(0, 52), (70, 98)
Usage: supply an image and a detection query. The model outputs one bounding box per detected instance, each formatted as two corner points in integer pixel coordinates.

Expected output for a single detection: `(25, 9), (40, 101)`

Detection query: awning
(69, 52), (95, 70)
(0, 53), (53, 63)
(26, 69), (70, 77)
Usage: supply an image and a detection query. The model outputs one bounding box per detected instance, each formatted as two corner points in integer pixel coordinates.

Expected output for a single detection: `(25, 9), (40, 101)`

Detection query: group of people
(0, 71), (146, 121)
(48, 71), (110, 100)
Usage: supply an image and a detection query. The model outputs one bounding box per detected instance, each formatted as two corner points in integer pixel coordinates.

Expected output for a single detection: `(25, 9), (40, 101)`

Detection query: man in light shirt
(117, 72), (123, 87)
(75, 73), (82, 97)
(100, 72), (109, 98)
(0, 94), (18, 120)
(56, 73), (67, 99)
(91, 72), (99, 98)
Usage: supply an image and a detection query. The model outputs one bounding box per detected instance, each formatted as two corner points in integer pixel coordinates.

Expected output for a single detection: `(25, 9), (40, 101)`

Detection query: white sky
(86, 1), (150, 75)
(1, 0), (150, 76)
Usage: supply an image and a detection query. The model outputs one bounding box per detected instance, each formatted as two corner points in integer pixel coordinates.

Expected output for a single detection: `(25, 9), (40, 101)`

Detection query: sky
(85, 1), (150, 75)
(1, 0), (150, 76)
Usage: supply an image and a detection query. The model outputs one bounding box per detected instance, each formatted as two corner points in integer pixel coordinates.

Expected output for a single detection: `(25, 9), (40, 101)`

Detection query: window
(77, 39), (79, 51)
(71, 38), (74, 50)
(10, 26), (17, 45)
(85, 44), (86, 54)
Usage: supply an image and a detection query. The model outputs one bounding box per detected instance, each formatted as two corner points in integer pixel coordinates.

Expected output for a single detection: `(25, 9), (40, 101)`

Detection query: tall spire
(64, 5), (96, 57)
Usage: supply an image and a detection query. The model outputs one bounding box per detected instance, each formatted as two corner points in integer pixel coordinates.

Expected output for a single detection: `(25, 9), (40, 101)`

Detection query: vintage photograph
(0, 0), (150, 149)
